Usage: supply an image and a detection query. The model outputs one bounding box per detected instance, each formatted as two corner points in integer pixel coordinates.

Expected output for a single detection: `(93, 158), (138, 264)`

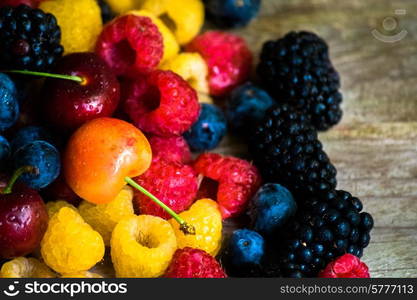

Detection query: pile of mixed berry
(0, 0), (373, 278)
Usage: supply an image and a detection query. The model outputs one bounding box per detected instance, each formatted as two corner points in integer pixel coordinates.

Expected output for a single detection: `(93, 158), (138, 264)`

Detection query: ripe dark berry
(205, 0), (261, 29)
(0, 5), (63, 71)
(249, 183), (297, 235)
(221, 230), (281, 278)
(277, 190), (374, 277)
(184, 103), (227, 152)
(226, 82), (275, 136)
(96, 0), (114, 24)
(360, 212), (374, 231)
(257, 31), (342, 131)
(249, 103), (337, 197)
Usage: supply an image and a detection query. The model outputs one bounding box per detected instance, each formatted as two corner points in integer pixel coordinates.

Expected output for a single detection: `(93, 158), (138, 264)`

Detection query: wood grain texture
(216, 0), (417, 277)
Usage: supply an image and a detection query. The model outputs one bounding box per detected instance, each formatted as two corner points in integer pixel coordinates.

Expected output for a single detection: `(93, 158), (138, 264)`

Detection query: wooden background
(214, 0), (417, 277)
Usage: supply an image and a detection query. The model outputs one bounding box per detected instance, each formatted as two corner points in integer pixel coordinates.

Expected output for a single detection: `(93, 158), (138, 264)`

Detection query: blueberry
(184, 103), (227, 151)
(13, 141), (60, 189)
(0, 73), (16, 94)
(205, 0), (261, 28)
(229, 229), (265, 266)
(10, 126), (54, 152)
(250, 183), (297, 234)
(0, 135), (10, 167)
(0, 73), (19, 131)
(226, 83), (274, 135)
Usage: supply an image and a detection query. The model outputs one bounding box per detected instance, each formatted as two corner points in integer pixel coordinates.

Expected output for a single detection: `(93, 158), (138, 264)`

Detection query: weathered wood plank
(363, 228), (417, 278)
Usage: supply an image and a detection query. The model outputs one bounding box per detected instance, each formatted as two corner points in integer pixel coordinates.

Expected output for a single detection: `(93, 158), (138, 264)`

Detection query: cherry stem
(2, 70), (84, 83)
(124, 177), (196, 235)
(2, 166), (38, 194)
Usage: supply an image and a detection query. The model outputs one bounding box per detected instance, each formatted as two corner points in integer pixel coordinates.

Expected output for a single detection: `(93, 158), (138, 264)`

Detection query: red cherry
(0, 184), (48, 258)
(42, 52), (120, 132)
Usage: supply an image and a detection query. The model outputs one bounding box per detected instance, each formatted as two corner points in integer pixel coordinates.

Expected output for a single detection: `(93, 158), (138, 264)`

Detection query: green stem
(125, 177), (195, 235)
(2, 70), (84, 83)
(2, 166), (38, 194)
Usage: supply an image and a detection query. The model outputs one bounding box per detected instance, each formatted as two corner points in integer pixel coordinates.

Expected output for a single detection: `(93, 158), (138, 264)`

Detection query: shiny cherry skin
(64, 117), (152, 204)
(0, 184), (48, 258)
(42, 52), (120, 132)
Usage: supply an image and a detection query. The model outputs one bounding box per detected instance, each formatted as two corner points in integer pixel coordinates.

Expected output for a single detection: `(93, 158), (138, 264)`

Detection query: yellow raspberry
(169, 199), (222, 256)
(141, 0), (204, 45)
(111, 215), (177, 278)
(46, 200), (77, 218)
(197, 92), (214, 104)
(61, 271), (103, 278)
(41, 208), (105, 274)
(39, 0), (103, 54)
(127, 10), (179, 64)
(0, 257), (56, 278)
(161, 52), (209, 94)
(79, 186), (135, 245)
(106, 0), (143, 14)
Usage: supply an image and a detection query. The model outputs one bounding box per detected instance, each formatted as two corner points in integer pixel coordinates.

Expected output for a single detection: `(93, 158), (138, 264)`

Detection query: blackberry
(276, 190), (374, 278)
(0, 5), (63, 72)
(97, 0), (115, 24)
(249, 103), (337, 197)
(257, 31), (343, 131)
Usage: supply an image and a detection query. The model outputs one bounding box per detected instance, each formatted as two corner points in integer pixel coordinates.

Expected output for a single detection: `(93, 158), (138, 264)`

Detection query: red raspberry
(319, 254), (370, 278)
(193, 153), (262, 219)
(164, 247), (227, 278)
(186, 31), (253, 97)
(96, 15), (163, 76)
(133, 158), (198, 219)
(148, 135), (191, 164)
(123, 70), (200, 136)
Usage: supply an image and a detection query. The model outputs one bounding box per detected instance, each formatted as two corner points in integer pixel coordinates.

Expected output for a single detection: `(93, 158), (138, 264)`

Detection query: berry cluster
(249, 104), (337, 197)
(0, 0), (375, 279)
(257, 31), (343, 131)
(278, 190), (373, 277)
(0, 5), (63, 71)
